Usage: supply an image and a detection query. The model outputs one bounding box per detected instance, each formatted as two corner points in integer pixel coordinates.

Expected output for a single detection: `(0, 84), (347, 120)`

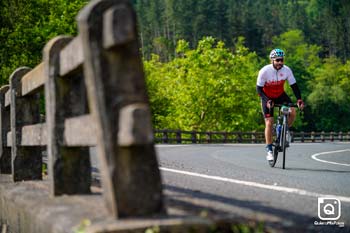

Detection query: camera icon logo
(318, 197), (341, 220)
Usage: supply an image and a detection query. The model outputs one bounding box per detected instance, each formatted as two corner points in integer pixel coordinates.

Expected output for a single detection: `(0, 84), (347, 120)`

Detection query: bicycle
(269, 103), (299, 169)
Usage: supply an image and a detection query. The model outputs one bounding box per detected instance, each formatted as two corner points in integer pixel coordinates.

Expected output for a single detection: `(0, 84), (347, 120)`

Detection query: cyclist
(256, 48), (304, 162)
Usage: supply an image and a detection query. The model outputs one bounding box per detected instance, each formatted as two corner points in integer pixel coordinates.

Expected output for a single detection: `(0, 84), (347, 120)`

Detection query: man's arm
(256, 85), (269, 101)
(290, 83), (301, 100)
(290, 83), (304, 109)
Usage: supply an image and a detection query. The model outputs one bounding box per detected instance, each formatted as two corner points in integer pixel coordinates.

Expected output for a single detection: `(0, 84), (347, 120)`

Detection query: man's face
(272, 57), (284, 70)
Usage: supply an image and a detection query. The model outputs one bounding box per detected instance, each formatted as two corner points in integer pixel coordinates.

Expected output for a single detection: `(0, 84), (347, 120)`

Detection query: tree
(307, 57), (350, 131)
(306, 0), (350, 60)
(145, 37), (263, 131)
(0, 0), (87, 84)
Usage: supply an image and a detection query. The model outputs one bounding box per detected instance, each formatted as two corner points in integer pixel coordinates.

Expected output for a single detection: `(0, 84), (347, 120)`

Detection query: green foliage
(145, 226), (160, 233)
(208, 221), (265, 233)
(73, 219), (91, 233)
(307, 57), (350, 131)
(145, 37), (263, 131)
(134, 0), (350, 61)
(1, 0), (349, 132)
(0, 0), (87, 85)
(146, 30), (350, 132)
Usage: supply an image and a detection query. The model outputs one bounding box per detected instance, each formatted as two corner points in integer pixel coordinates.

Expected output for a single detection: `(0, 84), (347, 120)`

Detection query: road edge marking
(160, 167), (350, 203)
(311, 149), (350, 167)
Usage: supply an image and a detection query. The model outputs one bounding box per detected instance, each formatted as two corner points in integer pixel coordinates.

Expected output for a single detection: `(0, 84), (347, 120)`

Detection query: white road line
(160, 167), (350, 203)
(311, 149), (350, 167)
(156, 145), (192, 148)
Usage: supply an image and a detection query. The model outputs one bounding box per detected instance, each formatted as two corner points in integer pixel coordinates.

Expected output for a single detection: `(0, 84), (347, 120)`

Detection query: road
(156, 142), (350, 232)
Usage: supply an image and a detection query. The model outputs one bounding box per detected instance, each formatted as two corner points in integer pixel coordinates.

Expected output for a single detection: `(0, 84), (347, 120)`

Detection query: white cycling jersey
(256, 64), (296, 99)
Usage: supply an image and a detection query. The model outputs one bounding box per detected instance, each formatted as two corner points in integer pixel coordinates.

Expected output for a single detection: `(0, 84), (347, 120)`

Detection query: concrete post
(10, 68), (42, 181)
(0, 86), (11, 174)
(77, 0), (164, 218)
(44, 36), (91, 195)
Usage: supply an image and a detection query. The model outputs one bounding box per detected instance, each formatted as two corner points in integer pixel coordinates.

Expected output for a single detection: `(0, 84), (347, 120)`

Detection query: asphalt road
(156, 142), (350, 232)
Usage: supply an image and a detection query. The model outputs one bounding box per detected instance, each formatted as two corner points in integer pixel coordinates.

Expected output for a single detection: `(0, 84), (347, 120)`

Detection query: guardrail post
(176, 130), (182, 143)
(162, 130), (169, 143)
(311, 131), (315, 142)
(78, 0), (164, 218)
(191, 131), (197, 143)
(330, 131), (334, 141)
(290, 131), (294, 142)
(10, 68), (42, 181)
(251, 132), (257, 143)
(347, 131), (350, 141)
(223, 132), (227, 143)
(237, 132), (242, 143)
(339, 131), (343, 141)
(206, 132), (211, 143)
(301, 131), (305, 142)
(321, 131), (325, 142)
(44, 37), (91, 195)
(0, 86), (11, 173)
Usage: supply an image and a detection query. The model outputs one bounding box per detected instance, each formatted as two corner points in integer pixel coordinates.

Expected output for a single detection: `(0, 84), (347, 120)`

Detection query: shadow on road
(283, 167), (350, 173)
(164, 184), (348, 233)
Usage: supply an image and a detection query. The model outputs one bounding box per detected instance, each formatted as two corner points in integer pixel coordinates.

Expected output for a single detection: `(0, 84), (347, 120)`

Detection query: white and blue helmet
(269, 48), (285, 59)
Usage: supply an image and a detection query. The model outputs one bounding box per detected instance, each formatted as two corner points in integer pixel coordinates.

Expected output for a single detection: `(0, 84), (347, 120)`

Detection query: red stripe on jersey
(263, 80), (285, 98)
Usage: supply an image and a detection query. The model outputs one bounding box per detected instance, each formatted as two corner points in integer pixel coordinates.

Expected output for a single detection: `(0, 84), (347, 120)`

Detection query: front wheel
(281, 124), (287, 169)
(269, 145), (279, 167)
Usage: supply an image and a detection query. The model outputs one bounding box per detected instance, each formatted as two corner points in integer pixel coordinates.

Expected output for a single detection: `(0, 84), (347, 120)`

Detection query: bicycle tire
(269, 145), (279, 167)
(281, 123), (287, 169)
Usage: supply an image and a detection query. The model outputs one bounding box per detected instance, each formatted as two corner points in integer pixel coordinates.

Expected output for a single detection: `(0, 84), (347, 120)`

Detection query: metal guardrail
(154, 130), (350, 144)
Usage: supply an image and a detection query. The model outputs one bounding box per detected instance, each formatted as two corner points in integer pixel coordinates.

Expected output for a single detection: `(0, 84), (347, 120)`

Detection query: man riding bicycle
(256, 48), (304, 162)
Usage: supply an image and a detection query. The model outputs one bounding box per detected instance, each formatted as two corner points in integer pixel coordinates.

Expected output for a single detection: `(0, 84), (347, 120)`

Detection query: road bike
(269, 103), (299, 169)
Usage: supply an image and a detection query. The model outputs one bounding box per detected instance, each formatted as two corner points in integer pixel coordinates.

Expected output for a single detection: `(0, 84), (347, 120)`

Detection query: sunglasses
(274, 58), (284, 62)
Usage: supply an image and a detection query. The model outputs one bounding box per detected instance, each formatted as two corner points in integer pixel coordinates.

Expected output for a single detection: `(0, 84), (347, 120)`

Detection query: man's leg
(261, 99), (274, 161)
(288, 107), (296, 127)
(265, 117), (274, 145)
(265, 117), (274, 161)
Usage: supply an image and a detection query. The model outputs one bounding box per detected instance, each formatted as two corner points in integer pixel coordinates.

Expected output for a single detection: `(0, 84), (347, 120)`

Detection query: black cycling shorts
(261, 92), (292, 118)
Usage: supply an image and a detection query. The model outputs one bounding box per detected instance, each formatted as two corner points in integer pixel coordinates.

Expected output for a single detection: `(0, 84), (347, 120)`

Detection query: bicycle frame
(270, 103), (298, 169)
(276, 105), (289, 147)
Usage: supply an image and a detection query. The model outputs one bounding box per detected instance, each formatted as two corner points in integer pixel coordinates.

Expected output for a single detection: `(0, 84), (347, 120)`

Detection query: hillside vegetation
(0, 0), (349, 132)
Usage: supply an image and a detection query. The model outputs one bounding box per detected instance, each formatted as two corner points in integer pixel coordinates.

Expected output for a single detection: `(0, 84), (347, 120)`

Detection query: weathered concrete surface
(44, 36), (91, 196)
(0, 86), (11, 174)
(77, 0), (164, 218)
(10, 67), (43, 182)
(0, 175), (214, 233)
(85, 217), (212, 233)
(0, 175), (105, 233)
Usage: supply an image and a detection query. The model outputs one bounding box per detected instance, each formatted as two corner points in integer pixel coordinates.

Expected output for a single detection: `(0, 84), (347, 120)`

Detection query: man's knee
(291, 107), (296, 115)
(289, 108), (296, 119)
(265, 117), (274, 128)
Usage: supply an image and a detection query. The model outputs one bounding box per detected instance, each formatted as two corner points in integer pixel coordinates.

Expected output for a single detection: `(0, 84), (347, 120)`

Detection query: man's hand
(297, 99), (304, 110)
(266, 99), (274, 109)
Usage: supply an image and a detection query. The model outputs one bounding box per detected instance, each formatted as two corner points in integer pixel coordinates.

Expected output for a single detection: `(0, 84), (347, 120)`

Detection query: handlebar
(274, 103), (299, 108)
(273, 103), (304, 117)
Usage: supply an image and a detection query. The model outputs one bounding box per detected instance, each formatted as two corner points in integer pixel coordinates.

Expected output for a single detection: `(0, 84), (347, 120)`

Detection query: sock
(266, 144), (273, 151)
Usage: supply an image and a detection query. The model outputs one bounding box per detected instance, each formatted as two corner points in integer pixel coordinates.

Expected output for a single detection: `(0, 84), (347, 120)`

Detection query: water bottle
(276, 124), (282, 140)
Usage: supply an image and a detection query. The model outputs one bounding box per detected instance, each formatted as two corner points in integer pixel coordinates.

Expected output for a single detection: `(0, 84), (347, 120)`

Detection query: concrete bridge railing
(0, 0), (164, 221)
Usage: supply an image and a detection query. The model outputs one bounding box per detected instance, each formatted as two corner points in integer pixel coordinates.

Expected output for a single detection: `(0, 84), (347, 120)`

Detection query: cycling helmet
(269, 48), (285, 59)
